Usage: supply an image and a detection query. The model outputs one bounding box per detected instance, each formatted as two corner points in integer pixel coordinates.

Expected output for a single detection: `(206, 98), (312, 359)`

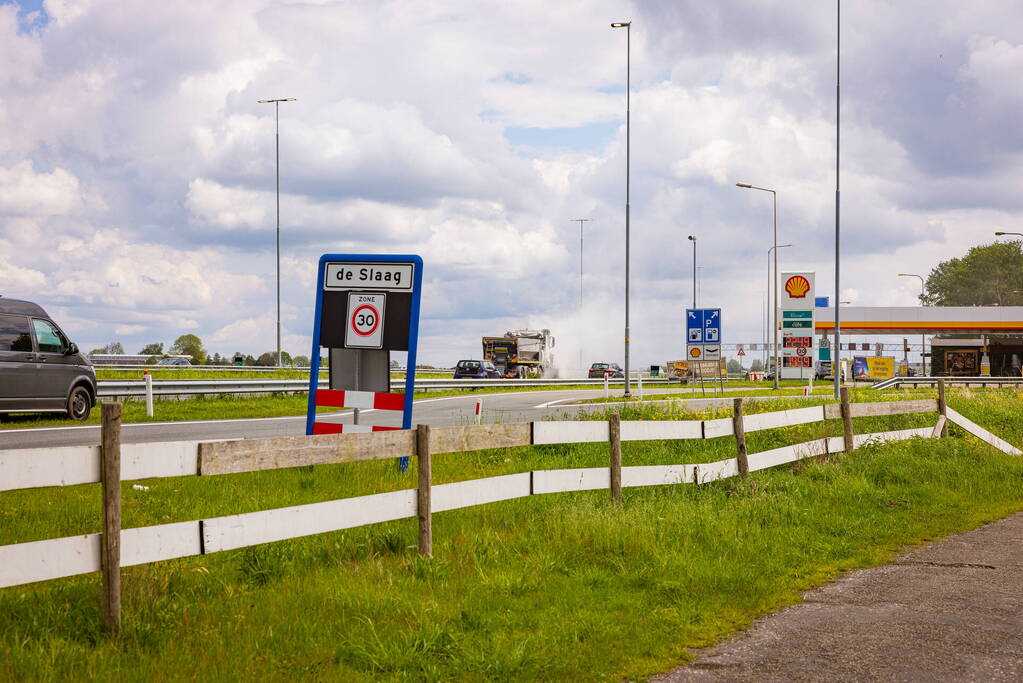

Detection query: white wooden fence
(1, 384), (1019, 633)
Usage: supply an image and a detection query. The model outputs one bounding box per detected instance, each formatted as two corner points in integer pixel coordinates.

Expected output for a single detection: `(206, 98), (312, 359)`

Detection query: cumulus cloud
(0, 0), (1020, 363)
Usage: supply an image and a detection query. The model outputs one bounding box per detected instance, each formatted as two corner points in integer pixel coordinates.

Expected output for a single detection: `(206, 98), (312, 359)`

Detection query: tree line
(89, 335), (309, 367)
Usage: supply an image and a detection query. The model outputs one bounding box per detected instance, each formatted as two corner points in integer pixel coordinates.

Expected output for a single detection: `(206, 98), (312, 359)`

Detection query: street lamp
(833, 0), (842, 399)
(687, 235), (697, 309)
(767, 243), (792, 390)
(995, 231), (1023, 237)
(571, 218), (591, 369)
(737, 183), (783, 389)
(612, 20), (632, 397)
(258, 97), (297, 367)
(898, 273), (926, 374)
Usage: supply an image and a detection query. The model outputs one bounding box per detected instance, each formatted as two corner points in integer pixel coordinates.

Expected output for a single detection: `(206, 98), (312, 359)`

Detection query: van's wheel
(66, 386), (92, 421)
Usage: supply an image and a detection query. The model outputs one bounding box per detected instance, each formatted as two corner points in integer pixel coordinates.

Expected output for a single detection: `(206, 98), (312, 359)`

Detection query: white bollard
(474, 398), (483, 425)
(144, 371), (154, 417)
(604, 372), (610, 399)
(637, 373), (644, 400)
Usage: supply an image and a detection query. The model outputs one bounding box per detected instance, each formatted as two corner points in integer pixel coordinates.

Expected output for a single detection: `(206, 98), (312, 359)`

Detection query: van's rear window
(0, 314), (32, 353)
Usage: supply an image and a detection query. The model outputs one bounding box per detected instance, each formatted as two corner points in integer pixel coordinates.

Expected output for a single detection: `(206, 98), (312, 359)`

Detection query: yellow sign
(866, 357), (895, 380)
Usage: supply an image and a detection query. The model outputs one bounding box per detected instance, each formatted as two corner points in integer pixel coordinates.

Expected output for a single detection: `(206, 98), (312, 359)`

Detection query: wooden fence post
(840, 387), (855, 453)
(937, 379), (948, 438)
(609, 413), (622, 504)
(100, 402), (122, 635)
(733, 398), (749, 477)
(416, 424), (432, 557)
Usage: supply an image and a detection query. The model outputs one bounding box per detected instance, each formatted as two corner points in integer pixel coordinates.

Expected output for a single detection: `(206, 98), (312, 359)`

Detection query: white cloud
(1, 0), (1021, 363)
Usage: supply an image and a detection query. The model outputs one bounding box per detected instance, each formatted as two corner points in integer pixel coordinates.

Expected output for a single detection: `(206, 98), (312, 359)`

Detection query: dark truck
(482, 329), (555, 378)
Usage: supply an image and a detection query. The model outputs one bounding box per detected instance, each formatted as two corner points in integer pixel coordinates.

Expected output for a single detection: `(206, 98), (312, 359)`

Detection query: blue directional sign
(686, 308), (705, 343)
(687, 308), (721, 344)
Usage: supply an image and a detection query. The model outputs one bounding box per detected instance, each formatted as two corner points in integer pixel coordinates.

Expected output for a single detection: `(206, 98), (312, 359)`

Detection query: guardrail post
(100, 402), (122, 634)
(937, 379), (948, 438)
(143, 371), (153, 417)
(733, 398), (749, 477)
(609, 413), (622, 503)
(416, 424), (432, 557)
(840, 387), (855, 452)
(604, 373), (610, 399)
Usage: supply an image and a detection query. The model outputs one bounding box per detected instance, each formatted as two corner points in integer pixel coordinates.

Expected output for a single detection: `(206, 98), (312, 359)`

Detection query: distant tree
(292, 355), (310, 367)
(750, 359), (765, 371)
(139, 342), (163, 356)
(211, 352), (222, 365)
(726, 359), (742, 374)
(169, 334), (206, 364)
(89, 342), (125, 355)
(390, 359), (400, 369)
(256, 352), (276, 367)
(924, 241), (1023, 306)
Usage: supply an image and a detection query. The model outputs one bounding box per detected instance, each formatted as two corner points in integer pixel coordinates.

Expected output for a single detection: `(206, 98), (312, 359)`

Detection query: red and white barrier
(311, 390), (404, 434)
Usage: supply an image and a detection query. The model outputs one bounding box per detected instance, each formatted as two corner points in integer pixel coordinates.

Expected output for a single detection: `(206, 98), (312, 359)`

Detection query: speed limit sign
(345, 293), (386, 348)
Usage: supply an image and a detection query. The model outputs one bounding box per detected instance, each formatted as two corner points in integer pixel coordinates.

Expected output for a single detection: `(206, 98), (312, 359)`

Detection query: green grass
(2, 390), (1022, 680)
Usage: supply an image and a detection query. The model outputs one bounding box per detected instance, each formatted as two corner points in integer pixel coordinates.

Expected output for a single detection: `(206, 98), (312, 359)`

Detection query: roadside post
(305, 254), (423, 471)
(143, 370), (153, 417)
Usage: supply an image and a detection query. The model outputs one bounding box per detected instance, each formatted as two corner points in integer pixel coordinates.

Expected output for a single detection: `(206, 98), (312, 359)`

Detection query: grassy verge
(2, 392), (1023, 679)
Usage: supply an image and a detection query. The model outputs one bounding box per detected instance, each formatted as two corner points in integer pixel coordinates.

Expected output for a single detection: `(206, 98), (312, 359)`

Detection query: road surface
(0, 388), (752, 450)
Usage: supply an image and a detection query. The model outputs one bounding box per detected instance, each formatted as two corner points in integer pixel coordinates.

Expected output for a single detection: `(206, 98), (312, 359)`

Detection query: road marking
(533, 398), (574, 408)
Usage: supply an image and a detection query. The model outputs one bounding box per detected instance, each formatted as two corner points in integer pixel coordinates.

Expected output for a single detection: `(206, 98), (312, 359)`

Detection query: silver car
(0, 297), (97, 420)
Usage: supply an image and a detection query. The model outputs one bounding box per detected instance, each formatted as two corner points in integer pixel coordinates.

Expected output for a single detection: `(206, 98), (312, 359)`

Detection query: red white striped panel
(311, 423), (402, 435)
(315, 390), (405, 411)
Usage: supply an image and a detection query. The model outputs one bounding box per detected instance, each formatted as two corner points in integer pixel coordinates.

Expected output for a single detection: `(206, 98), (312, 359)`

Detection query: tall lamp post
(612, 20), (631, 396)
(767, 244), (792, 390)
(737, 183), (782, 390)
(258, 97), (296, 367)
(687, 235), (697, 309)
(995, 231), (1023, 237)
(898, 273), (926, 373)
(571, 218), (591, 369)
(833, 0), (842, 399)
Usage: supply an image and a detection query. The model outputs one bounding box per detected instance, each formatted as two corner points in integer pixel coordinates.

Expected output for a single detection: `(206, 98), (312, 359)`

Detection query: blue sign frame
(306, 253), (424, 471)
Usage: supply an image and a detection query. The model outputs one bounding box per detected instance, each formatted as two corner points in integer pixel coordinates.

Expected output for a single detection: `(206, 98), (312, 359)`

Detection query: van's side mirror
(65, 342), (79, 356)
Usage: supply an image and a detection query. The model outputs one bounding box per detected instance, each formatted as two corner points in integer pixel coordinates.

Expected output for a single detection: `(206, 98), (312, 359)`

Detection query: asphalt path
(654, 510), (1023, 681)
(0, 387), (743, 450)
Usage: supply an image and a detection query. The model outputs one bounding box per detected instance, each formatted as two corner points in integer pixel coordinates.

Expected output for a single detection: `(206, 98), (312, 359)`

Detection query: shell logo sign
(784, 275), (811, 299)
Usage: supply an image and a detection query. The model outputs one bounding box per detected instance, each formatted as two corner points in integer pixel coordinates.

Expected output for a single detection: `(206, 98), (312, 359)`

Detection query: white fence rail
(2, 384), (1019, 626)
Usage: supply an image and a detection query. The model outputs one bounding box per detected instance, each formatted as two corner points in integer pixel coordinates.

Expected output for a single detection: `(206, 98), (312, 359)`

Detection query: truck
(482, 329), (556, 378)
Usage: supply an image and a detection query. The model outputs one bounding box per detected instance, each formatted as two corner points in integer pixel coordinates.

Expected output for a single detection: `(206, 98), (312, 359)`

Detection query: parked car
(0, 297), (97, 421)
(156, 357), (191, 366)
(588, 362), (624, 379)
(453, 359), (501, 379)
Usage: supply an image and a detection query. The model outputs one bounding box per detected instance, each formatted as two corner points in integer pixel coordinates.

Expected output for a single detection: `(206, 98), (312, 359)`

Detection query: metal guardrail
(95, 376), (677, 398)
(872, 376), (1023, 390)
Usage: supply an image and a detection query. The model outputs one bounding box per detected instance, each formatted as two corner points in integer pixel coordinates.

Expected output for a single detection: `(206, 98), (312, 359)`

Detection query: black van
(0, 297), (97, 420)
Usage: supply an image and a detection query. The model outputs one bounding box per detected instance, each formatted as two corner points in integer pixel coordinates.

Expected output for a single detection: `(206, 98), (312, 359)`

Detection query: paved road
(654, 511), (1023, 682)
(0, 388), (746, 450)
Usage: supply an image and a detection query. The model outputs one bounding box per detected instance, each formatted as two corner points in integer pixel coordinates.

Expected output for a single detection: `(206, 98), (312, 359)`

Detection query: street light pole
(767, 243), (792, 390)
(736, 183), (782, 389)
(258, 97), (296, 367)
(612, 20), (631, 397)
(833, 0), (842, 399)
(687, 235), (697, 309)
(898, 273), (926, 373)
(571, 218), (591, 370)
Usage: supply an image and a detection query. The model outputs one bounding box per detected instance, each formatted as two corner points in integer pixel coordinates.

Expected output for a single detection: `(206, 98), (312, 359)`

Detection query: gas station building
(815, 306), (1023, 376)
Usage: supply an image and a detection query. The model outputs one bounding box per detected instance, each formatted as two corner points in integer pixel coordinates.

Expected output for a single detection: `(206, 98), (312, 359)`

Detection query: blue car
(453, 359), (501, 379)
